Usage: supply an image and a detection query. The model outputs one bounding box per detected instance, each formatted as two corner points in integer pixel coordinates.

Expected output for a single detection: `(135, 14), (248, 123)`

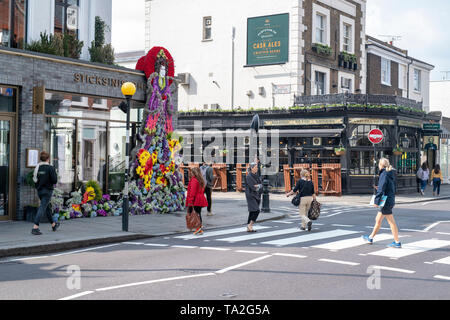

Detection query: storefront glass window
(45, 117), (76, 194)
(351, 125), (391, 147)
(77, 120), (107, 190)
(396, 152), (418, 175)
(350, 150), (375, 175)
(0, 0), (26, 48)
(55, 0), (79, 37)
(0, 86), (16, 112)
(108, 122), (126, 195)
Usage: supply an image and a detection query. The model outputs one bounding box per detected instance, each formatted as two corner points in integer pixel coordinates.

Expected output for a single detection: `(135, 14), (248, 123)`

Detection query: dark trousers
(204, 186), (212, 212)
(247, 210), (260, 224)
(189, 206), (203, 224)
(34, 189), (54, 226)
(433, 178), (441, 195)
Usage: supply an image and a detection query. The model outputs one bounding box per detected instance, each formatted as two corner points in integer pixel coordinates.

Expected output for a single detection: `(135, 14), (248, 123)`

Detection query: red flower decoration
(135, 47), (175, 84)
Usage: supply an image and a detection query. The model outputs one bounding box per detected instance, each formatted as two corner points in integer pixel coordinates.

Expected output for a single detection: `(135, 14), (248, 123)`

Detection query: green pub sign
(247, 13), (289, 66)
(423, 123), (440, 130)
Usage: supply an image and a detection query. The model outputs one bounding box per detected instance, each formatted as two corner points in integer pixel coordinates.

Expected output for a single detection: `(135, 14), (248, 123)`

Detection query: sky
(112, 0), (449, 81)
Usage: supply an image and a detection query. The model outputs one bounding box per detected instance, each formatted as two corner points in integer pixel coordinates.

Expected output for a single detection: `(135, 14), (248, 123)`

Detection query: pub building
(0, 46), (150, 221)
(177, 94), (442, 195)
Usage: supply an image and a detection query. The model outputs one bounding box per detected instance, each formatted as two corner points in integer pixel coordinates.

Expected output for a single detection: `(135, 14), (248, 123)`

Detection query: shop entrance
(0, 115), (16, 221)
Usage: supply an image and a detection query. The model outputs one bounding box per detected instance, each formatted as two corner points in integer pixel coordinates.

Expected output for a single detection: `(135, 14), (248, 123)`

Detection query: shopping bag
(186, 208), (202, 230)
(308, 200), (321, 220)
(370, 195), (387, 207)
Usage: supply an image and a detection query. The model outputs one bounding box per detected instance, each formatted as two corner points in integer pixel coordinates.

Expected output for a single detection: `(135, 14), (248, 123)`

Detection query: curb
(0, 213), (287, 259)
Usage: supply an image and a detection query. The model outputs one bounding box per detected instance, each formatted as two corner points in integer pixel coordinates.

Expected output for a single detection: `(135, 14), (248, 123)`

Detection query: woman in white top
(417, 162), (430, 196)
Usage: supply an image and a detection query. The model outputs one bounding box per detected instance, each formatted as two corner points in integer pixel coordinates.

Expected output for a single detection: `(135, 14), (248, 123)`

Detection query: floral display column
(129, 47), (185, 214)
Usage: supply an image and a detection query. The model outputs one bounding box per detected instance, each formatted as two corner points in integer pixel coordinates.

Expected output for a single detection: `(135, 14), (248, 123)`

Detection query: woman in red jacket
(186, 167), (209, 235)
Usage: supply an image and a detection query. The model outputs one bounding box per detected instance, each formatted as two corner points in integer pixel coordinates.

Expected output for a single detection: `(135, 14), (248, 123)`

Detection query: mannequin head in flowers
(155, 49), (168, 90)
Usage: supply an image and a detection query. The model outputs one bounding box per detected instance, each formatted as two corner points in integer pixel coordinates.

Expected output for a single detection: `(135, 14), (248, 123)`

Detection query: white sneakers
(207, 211), (214, 216)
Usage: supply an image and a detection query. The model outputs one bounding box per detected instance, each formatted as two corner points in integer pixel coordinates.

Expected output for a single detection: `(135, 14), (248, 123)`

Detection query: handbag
(370, 195), (388, 207)
(186, 207), (202, 230)
(308, 199), (321, 220)
(291, 180), (308, 207)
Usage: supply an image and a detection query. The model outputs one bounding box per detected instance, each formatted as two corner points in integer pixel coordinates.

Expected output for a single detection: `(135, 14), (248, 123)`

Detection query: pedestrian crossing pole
(120, 82), (136, 232)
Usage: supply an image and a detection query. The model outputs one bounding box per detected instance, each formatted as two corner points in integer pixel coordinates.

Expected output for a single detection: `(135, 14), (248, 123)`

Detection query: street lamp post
(120, 82), (136, 232)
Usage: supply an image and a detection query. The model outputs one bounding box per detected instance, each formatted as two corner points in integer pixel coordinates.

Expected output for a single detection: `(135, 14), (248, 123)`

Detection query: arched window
(350, 125), (391, 147)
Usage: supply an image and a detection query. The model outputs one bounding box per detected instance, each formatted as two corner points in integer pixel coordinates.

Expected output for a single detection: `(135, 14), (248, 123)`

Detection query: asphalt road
(1, 199), (449, 301)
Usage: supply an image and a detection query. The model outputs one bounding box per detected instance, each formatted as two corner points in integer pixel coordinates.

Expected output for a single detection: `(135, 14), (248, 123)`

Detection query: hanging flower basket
(393, 146), (404, 156)
(334, 148), (346, 156)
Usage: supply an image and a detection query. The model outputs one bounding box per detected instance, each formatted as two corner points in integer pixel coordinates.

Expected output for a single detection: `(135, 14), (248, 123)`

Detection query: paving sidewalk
(1, 184), (449, 259)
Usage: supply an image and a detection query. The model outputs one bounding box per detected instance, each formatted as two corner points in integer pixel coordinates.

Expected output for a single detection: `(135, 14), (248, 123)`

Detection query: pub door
(0, 115), (16, 221)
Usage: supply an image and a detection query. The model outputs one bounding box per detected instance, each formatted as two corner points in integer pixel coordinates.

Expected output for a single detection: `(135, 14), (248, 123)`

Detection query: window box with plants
(334, 147), (346, 156)
(325, 104), (345, 112)
(289, 106), (307, 113)
(306, 105), (326, 113)
(312, 43), (333, 56)
(347, 104), (366, 112)
(339, 51), (357, 70)
(398, 106), (413, 115)
(393, 146), (404, 156)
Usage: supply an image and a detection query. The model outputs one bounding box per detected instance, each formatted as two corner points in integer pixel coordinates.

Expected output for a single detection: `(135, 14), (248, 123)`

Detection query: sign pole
(373, 142), (377, 195)
(368, 128), (384, 195)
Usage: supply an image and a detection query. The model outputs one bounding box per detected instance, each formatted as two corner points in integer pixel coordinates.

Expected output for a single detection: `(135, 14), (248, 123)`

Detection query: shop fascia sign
(272, 84), (291, 94)
(423, 123), (440, 130)
(398, 119), (422, 128)
(349, 118), (395, 125)
(264, 118), (344, 126)
(73, 73), (146, 91)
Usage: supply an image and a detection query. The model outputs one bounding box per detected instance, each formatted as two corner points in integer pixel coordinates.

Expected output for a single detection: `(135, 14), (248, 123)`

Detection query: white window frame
(338, 71), (355, 93)
(381, 57), (391, 86)
(311, 64), (330, 95)
(340, 15), (355, 54)
(414, 69), (421, 92)
(312, 4), (330, 46)
(202, 16), (212, 41)
(398, 64), (407, 91)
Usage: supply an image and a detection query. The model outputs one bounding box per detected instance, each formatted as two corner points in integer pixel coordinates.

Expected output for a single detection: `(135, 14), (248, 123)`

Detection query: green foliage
(340, 51), (357, 63)
(334, 147), (346, 152)
(26, 31), (83, 59)
(86, 180), (103, 202)
(89, 16), (115, 65)
(25, 171), (36, 188)
(313, 43), (333, 55)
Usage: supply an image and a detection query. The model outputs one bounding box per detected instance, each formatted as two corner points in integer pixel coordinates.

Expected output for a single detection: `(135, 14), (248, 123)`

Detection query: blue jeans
(420, 179), (428, 192)
(433, 178), (441, 195)
(33, 190), (55, 226)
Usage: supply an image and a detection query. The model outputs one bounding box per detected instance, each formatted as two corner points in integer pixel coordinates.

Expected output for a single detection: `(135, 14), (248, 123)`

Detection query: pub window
(55, 0), (79, 37)
(315, 13), (326, 44)
(396, 152), (418, 175)
(414, 69), (421, 92)
(203, 16), (212, 41)
(381, 57), (391, 86)
(341, 77), (352, 93)
(342, 23), (352, 52)
(315, 71), (325, 95)
(0, 0), (27, 48)
(350, 125), (391, 147)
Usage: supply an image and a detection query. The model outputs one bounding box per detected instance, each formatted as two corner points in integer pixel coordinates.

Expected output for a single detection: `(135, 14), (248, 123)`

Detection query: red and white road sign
(368, 128), (384, 144)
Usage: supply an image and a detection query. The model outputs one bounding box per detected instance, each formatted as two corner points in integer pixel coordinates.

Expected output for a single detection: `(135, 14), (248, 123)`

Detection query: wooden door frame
(0, 113), (17, 221)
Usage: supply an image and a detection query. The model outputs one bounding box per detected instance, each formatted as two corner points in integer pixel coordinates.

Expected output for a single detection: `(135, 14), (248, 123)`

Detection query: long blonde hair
(379, 158), (393, 172)
(300, 169), (310, 179)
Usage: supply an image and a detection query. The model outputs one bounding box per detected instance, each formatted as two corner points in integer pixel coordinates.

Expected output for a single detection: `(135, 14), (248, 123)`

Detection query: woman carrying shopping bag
(363, 158), (401, 248)
(186, 167), (208, 235)
(286, 169), (316, 232)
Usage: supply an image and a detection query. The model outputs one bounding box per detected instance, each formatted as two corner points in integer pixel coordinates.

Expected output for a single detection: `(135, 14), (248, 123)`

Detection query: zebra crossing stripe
(174, 226), (271, 240)
(432, 256), (450, 265)
(217, 228), (301, 243)
(368, 239), (450, 259)
(261, 229), (360, 246)
(312, 233), (392, 250)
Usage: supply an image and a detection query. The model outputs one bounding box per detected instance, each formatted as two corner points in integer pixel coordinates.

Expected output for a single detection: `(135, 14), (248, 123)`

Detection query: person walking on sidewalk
(186, 167), (208, 235)
(417, 162), (429, 196)
(31, 151), (60, 235)
(286, 169), (316, 231)
(431, 164), (443, 197)
(200, 161), (215, 216)
(363, 158), (401, 248)
(245, 162), (262, 232)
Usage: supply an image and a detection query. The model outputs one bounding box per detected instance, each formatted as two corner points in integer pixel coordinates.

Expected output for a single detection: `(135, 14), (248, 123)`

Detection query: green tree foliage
(89, 16), (115, 65)
(26, 31), (83, 59)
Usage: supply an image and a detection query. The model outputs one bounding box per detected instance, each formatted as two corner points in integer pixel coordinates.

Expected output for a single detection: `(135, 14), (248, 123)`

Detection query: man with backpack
(31, 151), (60, 235)
(200, 161), (215, 216)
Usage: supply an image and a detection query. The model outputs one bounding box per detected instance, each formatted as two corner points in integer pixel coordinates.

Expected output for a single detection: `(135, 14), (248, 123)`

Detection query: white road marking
(215, 255), (272, 274)
(368, 239), (450, 259)
(171, 245), (198, 249)
(1, 255), (50, 263)
(318, 259), (360, 266)
(273, 253), (307, 259)
(312, 233), (394, 250)
(174, 226), (271, 240)
(424, 221), (450, 232)
(144, 243), (169, 247)
(262, 229), (360, 246)
(235, 250), (268, 254)
(199, 247), (231, 251)
(434, 275), (450, 281)
(437, 232), (450, 236)
(372, 266), (415, 274)
(272, 221), (294, 224)
(432, 256), (450, 265)
(59, 291), (94, 300)
(401, 229), (428, 233)
(52, 244), (122, 257)
(366, 226), (391, 230)
(122, 242), (145, 245)
(96, 273), (216, 292)
(331, 224), (355, 227)
(217, 228), (301, 243)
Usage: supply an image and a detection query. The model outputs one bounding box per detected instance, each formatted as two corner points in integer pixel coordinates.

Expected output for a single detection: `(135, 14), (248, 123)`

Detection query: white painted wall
(430, 81), (450, 117)
(27, 0), (112, 61)
(146, 0), (302, 111)
(409, 62), (432, 113)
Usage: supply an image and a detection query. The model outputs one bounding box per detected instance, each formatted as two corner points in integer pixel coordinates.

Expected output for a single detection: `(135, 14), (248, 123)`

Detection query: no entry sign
(368, 128), (384, 144)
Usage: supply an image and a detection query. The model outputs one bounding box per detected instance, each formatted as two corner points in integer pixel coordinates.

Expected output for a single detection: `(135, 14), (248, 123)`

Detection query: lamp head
(121, 82), (136, 97)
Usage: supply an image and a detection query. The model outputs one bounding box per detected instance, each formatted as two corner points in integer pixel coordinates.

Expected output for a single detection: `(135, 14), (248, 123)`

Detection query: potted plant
(347, 104), (366, 112)
(334, 147), (346, 156)
(306, 105), (326, 113)
(393, 145), (404, 156)
(325, 104), (345, 112)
